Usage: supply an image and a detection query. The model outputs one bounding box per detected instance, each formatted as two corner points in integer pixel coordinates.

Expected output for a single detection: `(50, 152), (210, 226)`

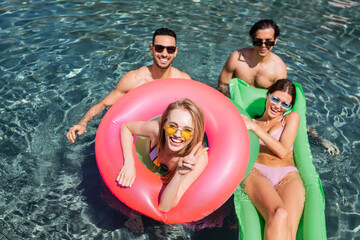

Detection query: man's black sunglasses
(154, 45), (176, 54)
(252, 39), (275, 47)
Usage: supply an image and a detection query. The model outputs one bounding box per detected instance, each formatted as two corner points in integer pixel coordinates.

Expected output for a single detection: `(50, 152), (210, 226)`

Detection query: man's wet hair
(249, 19), (280, 40)
(153, 28), (177, 44)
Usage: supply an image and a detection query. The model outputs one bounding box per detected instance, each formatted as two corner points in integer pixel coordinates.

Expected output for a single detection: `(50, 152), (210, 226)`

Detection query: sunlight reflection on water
(0, 0), (359, 239)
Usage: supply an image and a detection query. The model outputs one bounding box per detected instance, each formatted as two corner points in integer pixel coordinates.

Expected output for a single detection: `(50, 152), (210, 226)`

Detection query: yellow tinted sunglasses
(165, 124), (193, 141)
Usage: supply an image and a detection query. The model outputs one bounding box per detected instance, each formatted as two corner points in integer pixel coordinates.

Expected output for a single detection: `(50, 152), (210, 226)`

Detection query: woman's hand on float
(177, 142), (208, 175)
(116, 163), (136, 188)
(241, 114), (254, 131)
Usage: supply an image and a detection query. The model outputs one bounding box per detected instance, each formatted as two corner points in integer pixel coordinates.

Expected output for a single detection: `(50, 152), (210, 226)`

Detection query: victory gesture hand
(177, 142), (208, 175)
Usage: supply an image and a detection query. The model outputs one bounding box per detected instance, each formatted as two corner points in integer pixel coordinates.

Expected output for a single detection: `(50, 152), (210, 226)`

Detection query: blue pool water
(1, 0), (359, 239)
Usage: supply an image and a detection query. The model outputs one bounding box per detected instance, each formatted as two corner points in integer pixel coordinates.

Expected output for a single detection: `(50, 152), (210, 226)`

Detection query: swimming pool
(0, 0), (359, 239)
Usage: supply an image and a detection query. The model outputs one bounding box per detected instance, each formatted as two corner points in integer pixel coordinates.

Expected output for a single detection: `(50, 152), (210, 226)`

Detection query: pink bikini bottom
(254, 163), (298, 187)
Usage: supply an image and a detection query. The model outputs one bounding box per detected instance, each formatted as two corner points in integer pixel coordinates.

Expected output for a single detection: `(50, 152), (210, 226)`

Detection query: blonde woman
(116, 98), (208, 213)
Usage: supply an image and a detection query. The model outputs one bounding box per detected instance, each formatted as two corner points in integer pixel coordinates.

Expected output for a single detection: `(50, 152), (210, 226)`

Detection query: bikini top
(259, 117), (293, 151)
(149, 145), (170, 175)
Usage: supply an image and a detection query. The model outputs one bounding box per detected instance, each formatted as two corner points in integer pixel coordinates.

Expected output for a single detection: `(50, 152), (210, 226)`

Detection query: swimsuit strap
(150, 144), (170, 175)
(281, 116), (286, 127)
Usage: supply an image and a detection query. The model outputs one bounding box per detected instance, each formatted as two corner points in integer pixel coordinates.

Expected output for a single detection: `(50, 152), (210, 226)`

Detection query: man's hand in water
(307, 126), (340, 155)
(66, 123), (86, 143)
(320, 138), (340, 155)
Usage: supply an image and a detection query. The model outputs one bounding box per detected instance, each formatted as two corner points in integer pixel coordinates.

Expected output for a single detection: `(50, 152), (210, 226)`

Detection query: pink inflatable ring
(95, 78), (249, 224)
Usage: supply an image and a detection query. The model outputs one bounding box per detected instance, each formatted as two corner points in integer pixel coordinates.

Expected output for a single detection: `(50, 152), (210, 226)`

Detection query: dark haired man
(218, 20), (339, 155)
(218, 19), (287, 96)
(67, 28), (190, 143)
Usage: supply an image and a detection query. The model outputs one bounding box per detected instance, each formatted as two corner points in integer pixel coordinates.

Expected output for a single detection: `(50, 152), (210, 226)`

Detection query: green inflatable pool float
(229, 78), (326, 240)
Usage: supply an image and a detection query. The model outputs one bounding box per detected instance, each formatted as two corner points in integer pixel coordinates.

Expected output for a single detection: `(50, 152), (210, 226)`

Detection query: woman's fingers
(116, 170), (123, 183)
(123, 174), (134, 187)
(240, 114), (249, 120)
(116, 169), (134, 187)
(127, 177), (134, 188)
(178, 143), (208, 175)
(182, 162), (195, 170)
(116, 173), (120, 182)
(189, 142), (203, 156)
(117, 172), (125, 185)
(194, 147), (209, 160)
(182, 144), (208, 166)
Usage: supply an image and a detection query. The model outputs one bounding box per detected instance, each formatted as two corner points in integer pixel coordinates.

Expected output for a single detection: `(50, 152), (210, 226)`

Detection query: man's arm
(66, 88), (125, 143)
(218, 51), (238, 97)
(66, 71), (138, 143)
(274, 57), (287, 80)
